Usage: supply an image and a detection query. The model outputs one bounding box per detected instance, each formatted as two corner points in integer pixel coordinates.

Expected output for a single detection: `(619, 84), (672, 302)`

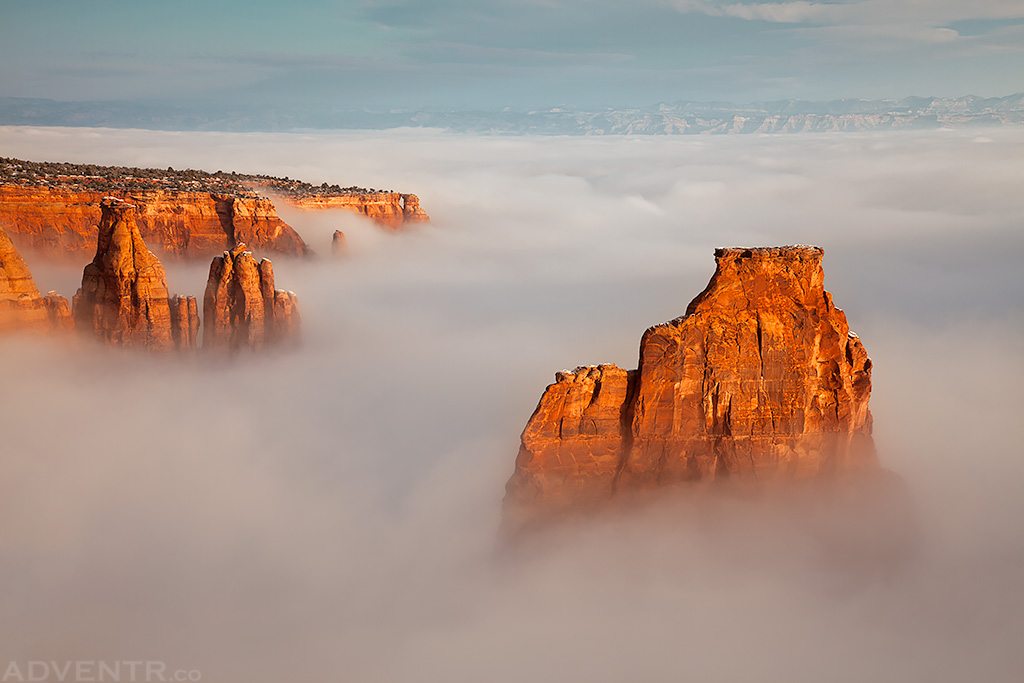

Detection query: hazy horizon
(4, 91), (1024, 137)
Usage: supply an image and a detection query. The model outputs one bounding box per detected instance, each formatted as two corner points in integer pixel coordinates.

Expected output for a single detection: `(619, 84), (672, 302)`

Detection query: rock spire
(72, 197), (197, 350)
(203, 243), (300, 352)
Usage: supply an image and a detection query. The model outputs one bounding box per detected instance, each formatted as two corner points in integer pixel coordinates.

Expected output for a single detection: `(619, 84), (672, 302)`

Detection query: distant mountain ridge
(1, 94), (1021, 135)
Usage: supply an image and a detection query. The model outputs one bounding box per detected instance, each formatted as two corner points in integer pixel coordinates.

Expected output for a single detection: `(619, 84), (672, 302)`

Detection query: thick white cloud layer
(0, 126), (1022, 682)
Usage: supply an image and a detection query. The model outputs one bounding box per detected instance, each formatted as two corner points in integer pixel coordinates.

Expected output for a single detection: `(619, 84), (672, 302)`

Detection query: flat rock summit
(506, 246), (880, 524)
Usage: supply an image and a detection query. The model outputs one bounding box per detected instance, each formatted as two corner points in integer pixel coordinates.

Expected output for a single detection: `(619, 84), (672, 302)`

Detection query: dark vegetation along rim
(0, 156), (396, 200)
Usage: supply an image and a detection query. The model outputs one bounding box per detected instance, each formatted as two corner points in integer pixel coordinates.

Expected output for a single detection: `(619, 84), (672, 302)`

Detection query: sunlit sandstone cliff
(505, 246), (877, 520)
(203, 243), (300, 353)
(0, 224), (71, 332)
(281, 192), (430, 229)
(0, 186), (310, 259)
(3, 199), (300, 353)
(72, 198), (198, 351)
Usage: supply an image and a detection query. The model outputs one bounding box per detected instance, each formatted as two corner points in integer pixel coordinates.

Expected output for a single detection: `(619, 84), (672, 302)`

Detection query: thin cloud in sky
(665, 0), (837, 24)
(665, 0), (1024, 25)
(661, 0), (1024, 51)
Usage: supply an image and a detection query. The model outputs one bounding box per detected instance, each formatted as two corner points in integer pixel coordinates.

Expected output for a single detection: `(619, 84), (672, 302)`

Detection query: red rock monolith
(506, 246), (878, 522)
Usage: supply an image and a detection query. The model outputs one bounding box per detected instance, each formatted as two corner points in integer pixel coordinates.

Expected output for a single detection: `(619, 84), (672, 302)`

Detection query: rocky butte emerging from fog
(331, 230), (346, 256)
(505, 246), (878, 524)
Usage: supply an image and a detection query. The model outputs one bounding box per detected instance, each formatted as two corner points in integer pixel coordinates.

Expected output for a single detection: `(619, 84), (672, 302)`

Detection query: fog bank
(1, 126), (1022, 682)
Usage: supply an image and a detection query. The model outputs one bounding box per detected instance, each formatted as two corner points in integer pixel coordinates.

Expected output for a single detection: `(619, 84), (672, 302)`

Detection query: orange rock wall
(0, 185), (310, 260)
(506, 364), (638, 507)
(284, 193), (429, 229)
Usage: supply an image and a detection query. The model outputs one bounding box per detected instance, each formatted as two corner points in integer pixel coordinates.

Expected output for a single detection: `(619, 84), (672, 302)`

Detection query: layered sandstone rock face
(132, 191), (310, 259)
(0, 224), (72, 332)
(203, 243), (300, 352)
(0, 186), (310, 259)
(506, 246), (877, 518)
(285, 193), (430, 229)
(72, 198), (197, 351)
(170, 296), (201, 351)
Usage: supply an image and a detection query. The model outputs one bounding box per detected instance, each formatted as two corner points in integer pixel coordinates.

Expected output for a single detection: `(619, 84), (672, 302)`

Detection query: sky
(1, 125), (1023, 681)
(1, 0), (1023, 108)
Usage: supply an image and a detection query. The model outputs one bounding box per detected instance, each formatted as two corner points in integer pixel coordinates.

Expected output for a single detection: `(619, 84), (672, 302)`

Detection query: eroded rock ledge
(0, 186), (310, 260)
(505, 246), (878, 523)
(283, 192), (429, 229)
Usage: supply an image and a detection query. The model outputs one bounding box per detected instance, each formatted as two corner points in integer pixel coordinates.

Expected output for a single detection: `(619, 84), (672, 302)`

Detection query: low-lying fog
(1, 126), (1022, 682)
